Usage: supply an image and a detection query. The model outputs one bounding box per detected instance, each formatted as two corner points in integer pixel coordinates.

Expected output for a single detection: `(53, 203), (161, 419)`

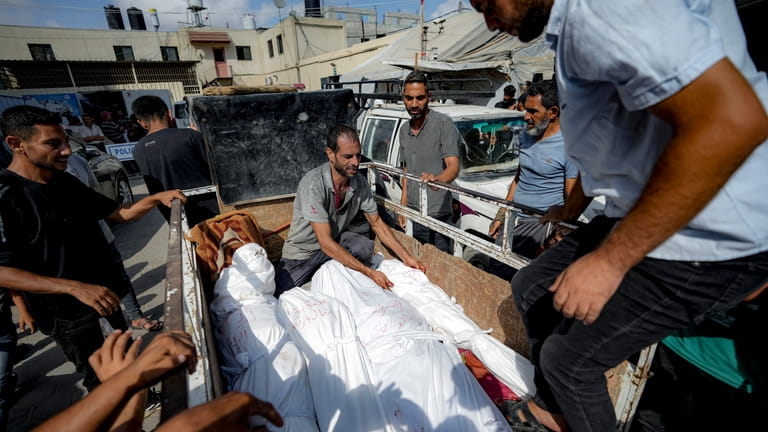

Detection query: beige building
(0, 12), (411, 99)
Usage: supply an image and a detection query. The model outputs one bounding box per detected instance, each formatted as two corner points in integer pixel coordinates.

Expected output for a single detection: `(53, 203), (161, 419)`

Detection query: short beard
(333, 163), (355, 178)
(526, 117), (550, 138)
(409, 108), (426, 120)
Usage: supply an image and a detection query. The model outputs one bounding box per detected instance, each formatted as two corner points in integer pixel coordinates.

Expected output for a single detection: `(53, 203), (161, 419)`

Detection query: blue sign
(106, 142), (135, 161)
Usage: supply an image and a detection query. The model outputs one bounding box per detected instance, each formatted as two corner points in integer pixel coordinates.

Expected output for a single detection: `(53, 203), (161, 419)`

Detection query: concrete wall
(0, 19), (399, 93)
(0, 25), (181, 61)
(0, 81), (187, 105)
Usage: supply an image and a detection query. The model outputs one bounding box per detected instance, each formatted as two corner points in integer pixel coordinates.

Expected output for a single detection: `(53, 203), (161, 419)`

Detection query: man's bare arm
(489, 170), (520, 237)
(155, 392), (283, 432)
(550, 58), (768, 323)
(0, 266), (120, 316)
(32, 331), (197, 432)
(83, 135), (106, 143)
(366, 212), (426, 272)
(311, 221), (393, 289)
(419, 155), (460, 184)
(398, 165), (409, 230)
(108, 189), (187, 223)
(564, 177), (577, 200)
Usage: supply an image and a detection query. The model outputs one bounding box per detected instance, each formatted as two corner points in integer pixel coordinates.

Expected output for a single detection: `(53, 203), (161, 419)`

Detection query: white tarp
(210, 243), (318, 431)
(309, 260), (511, 431)
(378, 259), (537, 398)
(340, 10), (555, 105)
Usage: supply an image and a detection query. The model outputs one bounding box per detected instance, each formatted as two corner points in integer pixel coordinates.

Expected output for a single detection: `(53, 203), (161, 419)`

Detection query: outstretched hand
(155, 392), (283, 432)
(127, 330), (197, 389)
(71, 282), (121, 316)
(92, 330), (198, 391)
(89, 330), (141, 382)
(368, 269), (394, 291)
(488, 219), (502, 239)
(420, 172), (439, 191)
(17, 310), (36, 333)
(540, 205), (567, 224)
(548, 250), (626, 324)
(403, 256), (426, 272)
(157, 189), (188, 207)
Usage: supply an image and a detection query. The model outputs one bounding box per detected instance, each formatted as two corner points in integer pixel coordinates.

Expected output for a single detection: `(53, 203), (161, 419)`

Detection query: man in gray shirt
(397, 71), (461, 253)
(275, 125), (426, 297)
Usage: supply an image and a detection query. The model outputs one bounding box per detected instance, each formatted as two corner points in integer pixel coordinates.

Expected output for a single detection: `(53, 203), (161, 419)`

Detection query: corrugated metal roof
(188, 31), (231, 44)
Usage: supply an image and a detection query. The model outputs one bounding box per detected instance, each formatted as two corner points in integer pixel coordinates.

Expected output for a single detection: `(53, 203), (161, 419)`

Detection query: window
(160, 46), (179, 61)
(236, 46), (252, 60)
(276, 35), (284, 54)
(267, 40), (274, 58)
(361, 118), (397, 163)
(113, 46), (135, 61)
(28, 44), (56, 61)
(455, 117), (523, 170)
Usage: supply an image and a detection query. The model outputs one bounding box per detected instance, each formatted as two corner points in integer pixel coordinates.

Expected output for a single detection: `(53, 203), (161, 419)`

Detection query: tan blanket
(185, 210), (264, 283)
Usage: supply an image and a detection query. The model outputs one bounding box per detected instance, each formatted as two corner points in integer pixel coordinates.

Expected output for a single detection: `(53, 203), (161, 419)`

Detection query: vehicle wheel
(462, 247), (490, 271)
(115, 174), (134, 204)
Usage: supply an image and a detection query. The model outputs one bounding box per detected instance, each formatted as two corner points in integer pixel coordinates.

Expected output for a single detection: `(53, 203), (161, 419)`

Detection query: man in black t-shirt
(0, 106), (186, 394)
(132, 96), (218, 226)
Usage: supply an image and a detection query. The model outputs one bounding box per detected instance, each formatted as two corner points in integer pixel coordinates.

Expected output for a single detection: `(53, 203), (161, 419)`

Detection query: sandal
(498, 398), (549, 432)
(131, 317), (164, 332)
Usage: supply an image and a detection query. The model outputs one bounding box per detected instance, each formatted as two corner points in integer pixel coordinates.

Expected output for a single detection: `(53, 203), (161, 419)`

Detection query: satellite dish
(273, 0), (285, 8)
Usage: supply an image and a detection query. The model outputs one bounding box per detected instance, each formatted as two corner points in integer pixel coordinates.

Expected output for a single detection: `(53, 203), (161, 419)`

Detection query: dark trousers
(274, 231), (374, 297)
(488, 215), (553, 279)
(412, 213), (453, 253)
(510, 216), (768, 432)
(0, 323), (16, 432)
(46, 311), (127, 392)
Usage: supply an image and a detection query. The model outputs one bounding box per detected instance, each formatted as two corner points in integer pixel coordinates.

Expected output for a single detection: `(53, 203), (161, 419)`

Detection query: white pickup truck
(159, 88), (650, 431)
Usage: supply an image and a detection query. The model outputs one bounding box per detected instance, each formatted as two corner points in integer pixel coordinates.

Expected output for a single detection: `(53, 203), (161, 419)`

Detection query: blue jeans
(274, 231), (374, 297)
(511, 216), (768, 432)
(108, 242), (143, 321)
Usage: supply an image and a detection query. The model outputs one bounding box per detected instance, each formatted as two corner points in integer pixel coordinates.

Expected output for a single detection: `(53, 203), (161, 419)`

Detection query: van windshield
(455, 117), (525, 174)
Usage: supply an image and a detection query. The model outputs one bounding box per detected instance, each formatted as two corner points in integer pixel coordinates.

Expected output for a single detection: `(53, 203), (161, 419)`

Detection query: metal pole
(419, 0), (426, 60)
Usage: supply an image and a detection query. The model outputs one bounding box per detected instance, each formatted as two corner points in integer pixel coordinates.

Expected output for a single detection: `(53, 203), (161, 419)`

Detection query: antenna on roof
(187, 0), (207, 28)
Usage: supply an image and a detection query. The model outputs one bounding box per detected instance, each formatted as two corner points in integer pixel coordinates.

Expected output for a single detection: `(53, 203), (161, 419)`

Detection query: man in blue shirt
(472, 1), (768, 431)
(488, 79), (577, 263)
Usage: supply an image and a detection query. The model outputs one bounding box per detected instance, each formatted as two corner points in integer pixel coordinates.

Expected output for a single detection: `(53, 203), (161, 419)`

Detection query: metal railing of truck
(364, 160), (543, 270)
(161, 196), (223, 422)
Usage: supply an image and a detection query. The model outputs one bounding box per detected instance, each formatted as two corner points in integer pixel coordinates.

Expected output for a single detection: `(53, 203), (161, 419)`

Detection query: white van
(359, 102), (604, 267)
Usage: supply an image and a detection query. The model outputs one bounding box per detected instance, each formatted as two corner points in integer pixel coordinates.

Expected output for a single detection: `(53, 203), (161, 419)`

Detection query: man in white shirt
(78, 113), (106, 150)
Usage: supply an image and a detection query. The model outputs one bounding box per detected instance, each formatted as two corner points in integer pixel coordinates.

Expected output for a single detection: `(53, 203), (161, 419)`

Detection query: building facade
(0, 9), (414, 98)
